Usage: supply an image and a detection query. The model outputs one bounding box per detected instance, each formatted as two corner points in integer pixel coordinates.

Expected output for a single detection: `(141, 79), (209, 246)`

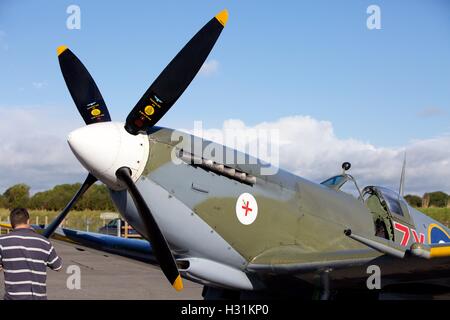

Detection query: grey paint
(110, 178), (248, 270)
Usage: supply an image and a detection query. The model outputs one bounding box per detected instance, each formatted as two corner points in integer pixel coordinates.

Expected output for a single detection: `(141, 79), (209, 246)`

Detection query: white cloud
(0, 108), (449, 197)
(199, 59), (219, 76)
(0, 107), (85, 194)
(182, 116), (450, 196)
(32, 81), (48, 89)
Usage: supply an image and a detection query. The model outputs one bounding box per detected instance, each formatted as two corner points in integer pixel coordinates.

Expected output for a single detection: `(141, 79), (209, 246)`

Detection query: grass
(416, 207), (450, 227)
(1, 207), (449, 232)
(0, 208), (114, 232)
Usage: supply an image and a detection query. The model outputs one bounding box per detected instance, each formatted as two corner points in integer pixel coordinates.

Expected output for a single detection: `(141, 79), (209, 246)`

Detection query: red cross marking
(241, 201), (253, 216)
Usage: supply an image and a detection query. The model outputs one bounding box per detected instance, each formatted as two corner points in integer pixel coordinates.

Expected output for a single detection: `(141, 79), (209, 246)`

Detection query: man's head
(10, 208), (30, 229)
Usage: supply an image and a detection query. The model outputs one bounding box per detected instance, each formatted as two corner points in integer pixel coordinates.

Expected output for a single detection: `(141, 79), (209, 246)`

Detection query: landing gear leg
(313, 269), (332, 300)
(320, 270), (331, 300)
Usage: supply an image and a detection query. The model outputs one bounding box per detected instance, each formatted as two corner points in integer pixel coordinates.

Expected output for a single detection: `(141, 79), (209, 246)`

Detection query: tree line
(0, 183), (116, 211)
(0, 183), (448, 211)
(404, 192), (449, 208)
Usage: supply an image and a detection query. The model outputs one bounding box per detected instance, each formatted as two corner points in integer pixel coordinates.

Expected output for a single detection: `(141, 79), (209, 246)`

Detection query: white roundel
(235, 193), (258, 225)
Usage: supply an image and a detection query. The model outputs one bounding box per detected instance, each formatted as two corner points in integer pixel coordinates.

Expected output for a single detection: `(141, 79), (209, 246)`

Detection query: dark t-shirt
(0, 228), (62, 300)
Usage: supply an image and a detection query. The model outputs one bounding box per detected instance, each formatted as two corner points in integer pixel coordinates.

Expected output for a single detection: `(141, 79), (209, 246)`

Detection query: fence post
(117, 219), (121, 237)
(45, 216), (48, 226)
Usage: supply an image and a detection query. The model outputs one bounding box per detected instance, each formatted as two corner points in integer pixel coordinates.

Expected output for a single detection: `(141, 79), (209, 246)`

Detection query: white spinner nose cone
(68, 122), (149, 190)
(68, 123), (120, 175)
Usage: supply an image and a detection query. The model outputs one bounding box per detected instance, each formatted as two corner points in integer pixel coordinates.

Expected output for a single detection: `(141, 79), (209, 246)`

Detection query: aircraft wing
(247, 244), (380, 275)
(0, 224), (157, 263)
(342, 230), (450, 281)
(247, 229), (450, 290)
(51, 227), (156, 263)
(346, 229), (450, 260)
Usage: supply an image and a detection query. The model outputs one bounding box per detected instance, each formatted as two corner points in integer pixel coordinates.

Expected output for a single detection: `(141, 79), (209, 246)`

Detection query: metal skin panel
(115, 128), (384, 269)
(409, 206), (450, 244)
(110, 179), (248, 270)
(105, 126), (450, 292)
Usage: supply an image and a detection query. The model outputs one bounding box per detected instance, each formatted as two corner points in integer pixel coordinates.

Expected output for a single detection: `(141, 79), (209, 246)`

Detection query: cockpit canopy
(362, 186), (409, 217)
(321, 175), (409, 217)
(320, 175), (349, 190)
(321, 174), (363, 199)
(320, 164), (412, 240)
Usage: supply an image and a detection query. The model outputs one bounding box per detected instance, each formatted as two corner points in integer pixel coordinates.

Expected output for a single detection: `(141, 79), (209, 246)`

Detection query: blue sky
(0, 0), (450, 193)
(1, 0), (449, 145)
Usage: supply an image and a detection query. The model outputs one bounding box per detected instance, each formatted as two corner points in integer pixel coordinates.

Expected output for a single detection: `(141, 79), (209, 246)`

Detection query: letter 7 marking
(394, 222), (410, 246)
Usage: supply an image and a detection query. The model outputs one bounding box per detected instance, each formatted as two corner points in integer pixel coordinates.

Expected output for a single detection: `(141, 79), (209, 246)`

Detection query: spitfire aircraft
(42, 9), (450, 299)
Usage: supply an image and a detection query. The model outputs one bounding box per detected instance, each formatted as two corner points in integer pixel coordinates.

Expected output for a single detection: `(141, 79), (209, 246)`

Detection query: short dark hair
(10, 208), (30, 228)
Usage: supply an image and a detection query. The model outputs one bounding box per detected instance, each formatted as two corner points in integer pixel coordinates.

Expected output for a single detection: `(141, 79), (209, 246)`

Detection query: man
(0, 208), (62, 300)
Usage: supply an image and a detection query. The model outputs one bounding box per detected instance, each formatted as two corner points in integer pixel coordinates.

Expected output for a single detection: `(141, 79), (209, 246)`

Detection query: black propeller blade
(57, 46), (111, 124)
(115, 167), (183, 291)
(43, 174), (97, 238)
(52, 10), (229, 291)
(124, 9), (228, 135)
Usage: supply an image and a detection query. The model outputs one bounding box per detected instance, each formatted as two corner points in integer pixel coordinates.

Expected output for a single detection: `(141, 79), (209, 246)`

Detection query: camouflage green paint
(143, 128), (381, 266)
(142, 139), (174, 176)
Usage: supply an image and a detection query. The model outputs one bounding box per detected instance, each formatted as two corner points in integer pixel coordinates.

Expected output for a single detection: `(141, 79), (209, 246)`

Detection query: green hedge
(1, 183), (116, 211)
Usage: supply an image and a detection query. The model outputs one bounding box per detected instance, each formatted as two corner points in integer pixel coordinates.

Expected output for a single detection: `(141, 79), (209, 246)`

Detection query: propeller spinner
(43, 9), (229, 292)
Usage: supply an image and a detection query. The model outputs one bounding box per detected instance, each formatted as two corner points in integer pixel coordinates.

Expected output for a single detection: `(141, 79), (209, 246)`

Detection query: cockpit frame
(320, 174), (363, 201)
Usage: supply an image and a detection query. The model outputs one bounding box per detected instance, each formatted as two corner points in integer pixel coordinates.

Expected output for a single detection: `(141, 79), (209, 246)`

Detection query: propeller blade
(57, 46), (111, 124)
(124, 9), (229, 135)
(115, 167), (183, 291)
(43, 173), (97, 238)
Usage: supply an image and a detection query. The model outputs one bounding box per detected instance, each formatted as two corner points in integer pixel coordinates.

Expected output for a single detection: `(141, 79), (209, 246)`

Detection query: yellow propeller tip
(215, 9), (229, 27)
(172, 275), (184, 291)
(57, 45), (68, 56)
